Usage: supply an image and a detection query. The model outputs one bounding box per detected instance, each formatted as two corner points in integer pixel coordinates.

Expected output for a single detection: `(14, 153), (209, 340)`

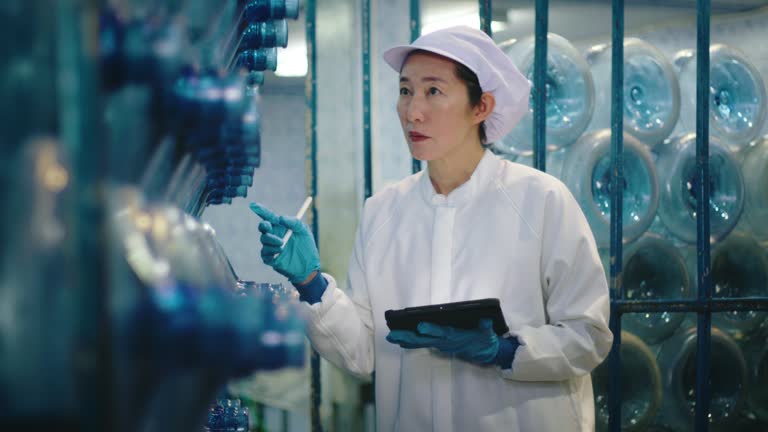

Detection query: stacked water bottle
(99, 0), (298, 214)
(95, 2), (306, 431)
(205, 399), (250, 431)
(496, 34), (768, 431)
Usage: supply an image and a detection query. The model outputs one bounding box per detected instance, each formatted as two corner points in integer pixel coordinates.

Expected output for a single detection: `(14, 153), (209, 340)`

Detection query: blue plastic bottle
(740, 136), (768, 241)
(622, 234), (691, 345)
(674, 45), (767, 150)
(239, 20), (289, 51)
(697, 233), (768, 336)
(655, 133), (745, 244)
(559, 129), (659, 247)
(497, 33), (594, 157)
(586, 38), (680, 148)
(592, 331), (662, 432)
(655, 326), (747, 430)
(243, 0), (301, 22)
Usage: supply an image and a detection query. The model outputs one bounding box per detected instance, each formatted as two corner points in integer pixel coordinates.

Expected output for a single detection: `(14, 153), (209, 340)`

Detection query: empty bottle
(559, 129), (659, 247)
(206, 398), (250, 431)
(239, 20), (289, 51)
(235, 48), (278, 72)
(745, 339), (768, 422)
(740, 136), (768, 241)
(699, 233), (768, 336)
(656, 325), (747, 430)
(586, 38), (680, 148)
(243, 0), (301, 23)
(674, 44), (767, 150)
(592, 331), (662, 431)
(510, 146), (568, 177)
(622, 234), (691, 345)
(656, 133), (745, 244)
(497, 33), (595, 156)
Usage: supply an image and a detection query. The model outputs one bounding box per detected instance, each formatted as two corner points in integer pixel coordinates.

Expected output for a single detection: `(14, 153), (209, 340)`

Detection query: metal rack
(343, 0), (768, 431)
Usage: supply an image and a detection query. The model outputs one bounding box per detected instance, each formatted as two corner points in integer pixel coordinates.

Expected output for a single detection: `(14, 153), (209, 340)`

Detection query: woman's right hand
(249, 203), (321, 285)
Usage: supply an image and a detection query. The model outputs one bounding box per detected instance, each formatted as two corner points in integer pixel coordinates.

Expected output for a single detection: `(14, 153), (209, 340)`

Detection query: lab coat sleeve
(298, 211), (375, 378)
(504, 181), (613, 381)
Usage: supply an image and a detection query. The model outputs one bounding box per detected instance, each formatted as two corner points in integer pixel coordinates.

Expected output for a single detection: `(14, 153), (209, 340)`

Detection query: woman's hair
(453, 61), (487, 144)
(403, 50), (488, 144)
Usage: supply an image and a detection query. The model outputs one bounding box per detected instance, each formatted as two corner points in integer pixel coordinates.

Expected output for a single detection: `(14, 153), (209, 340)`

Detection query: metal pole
(362, 0), (372, 199)
(533, 0), (548, 172)
(607, 0), (625, 430)
(410, 0), (421, 174)
(479, 0), (492, 36)
(305, 1), (323, 430)
(695, 0), (712, 429)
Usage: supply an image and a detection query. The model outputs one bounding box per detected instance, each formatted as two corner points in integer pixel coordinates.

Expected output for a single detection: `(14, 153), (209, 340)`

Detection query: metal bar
(479, 0), (492, 36)
(695, 0), (712, 429)
(607, 0), (625, 430)
(362, 0), (372, 199)
(57, 0), (111, 429)
(613, 298), (768, 313)
(305, 1), (323, 430)
(533, 0), (548, 172)
(410, 0), (421, 174)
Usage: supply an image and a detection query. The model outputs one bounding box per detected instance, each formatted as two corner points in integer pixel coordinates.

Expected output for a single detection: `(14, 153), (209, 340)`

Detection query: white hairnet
(383, 26), (531, 143)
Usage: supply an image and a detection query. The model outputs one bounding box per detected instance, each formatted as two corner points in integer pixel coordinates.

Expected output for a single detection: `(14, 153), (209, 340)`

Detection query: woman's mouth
(409, 131), (429, 142)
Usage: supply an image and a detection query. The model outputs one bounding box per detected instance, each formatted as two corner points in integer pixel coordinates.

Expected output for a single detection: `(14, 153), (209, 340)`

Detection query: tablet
(384, 298), (509, 336)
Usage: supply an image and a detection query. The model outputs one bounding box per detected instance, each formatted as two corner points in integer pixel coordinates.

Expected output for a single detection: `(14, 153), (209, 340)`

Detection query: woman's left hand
(386, 319), (518, 367)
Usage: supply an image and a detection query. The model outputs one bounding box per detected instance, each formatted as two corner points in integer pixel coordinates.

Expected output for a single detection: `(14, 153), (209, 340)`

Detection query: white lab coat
(300, 149), (613, 432)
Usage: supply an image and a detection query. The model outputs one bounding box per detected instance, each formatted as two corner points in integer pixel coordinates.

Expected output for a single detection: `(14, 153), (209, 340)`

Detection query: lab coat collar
(419, 149), (500, 207)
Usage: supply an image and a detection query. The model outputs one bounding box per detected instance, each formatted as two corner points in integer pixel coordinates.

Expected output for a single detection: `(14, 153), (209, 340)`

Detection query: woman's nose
(406, 97), (426, 123)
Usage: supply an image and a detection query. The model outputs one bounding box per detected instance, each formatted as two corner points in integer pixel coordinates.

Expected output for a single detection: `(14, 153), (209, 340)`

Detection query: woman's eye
(428, 87), (441, 95)
(399, 88), (410, 96)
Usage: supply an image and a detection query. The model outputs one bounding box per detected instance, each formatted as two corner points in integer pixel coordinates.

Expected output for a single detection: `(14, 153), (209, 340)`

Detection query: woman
(250, 26), (612, 432)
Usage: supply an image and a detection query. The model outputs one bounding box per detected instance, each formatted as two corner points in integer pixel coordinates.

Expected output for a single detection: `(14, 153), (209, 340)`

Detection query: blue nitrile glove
(386, 319), (520, 369)
(249, 203), (321, 286)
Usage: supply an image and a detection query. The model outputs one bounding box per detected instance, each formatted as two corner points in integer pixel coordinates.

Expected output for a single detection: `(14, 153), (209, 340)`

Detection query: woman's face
(397, 52), (481, 162)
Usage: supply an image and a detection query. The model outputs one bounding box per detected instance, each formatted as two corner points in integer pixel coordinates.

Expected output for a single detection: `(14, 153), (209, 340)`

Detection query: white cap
(383, 26), (531, 143)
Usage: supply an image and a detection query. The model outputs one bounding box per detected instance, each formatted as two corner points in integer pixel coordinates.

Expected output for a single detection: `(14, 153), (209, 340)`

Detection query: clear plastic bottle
(559, 129), (659, 247)
(622, 234), (691, 345)
(243, 0), (301, 23)
(687, 233), (768, 336)
(739, 136), (768, 241)
(586, 38), (680, 148)
(656, 325), (747, 430)
(655, 133), (744, 244)
(673, 45), (767, 151)
(497, 33), (595, 156)
(745, 341), (768, 423)
(592, 331), (662, 431)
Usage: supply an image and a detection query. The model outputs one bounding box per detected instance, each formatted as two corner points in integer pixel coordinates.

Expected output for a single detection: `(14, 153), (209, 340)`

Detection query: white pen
(280, 196), (313, 249)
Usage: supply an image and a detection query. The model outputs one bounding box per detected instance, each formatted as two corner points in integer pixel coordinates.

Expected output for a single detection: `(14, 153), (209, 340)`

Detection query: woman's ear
(473, 92), (496, 125)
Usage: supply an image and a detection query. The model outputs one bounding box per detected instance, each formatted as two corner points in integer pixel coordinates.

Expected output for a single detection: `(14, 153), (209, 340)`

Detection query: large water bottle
(586, 38), (680, 148)
(559, 129), (659, 247)
(592, 331), (662, 431)
(205, 398), (250, 431)
(692, 233), (768, 336)
(673, 45), (767, 151)
(622, 234), (691, 345)
(655, 133), (745, 244)
(656, 325), (747, 430)
(511, 147), (567, 177)
(745, 339), (768, 422)
(740, 136), (768, 241)
(496, 33), (594, 156)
